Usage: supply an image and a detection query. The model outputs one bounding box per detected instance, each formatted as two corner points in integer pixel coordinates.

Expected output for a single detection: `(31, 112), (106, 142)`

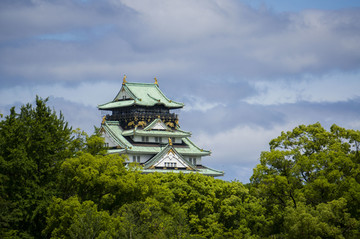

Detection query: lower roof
(141, 166), (224, 177)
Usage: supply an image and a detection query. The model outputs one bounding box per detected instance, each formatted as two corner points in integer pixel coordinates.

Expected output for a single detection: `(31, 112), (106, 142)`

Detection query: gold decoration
(166, 122), (174, 128)
(154, 77), (158, 86)
(128, 121), (135, 126)
(137, 121), (147, 127)
(122, 75), (127, 85)
(168, 137), (172, 146)
(167, 148), (175, 155)
(101, 116), (106, 125)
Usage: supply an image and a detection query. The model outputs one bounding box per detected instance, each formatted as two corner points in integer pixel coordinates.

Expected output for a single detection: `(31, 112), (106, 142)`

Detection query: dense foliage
(1, 99), (359, 238)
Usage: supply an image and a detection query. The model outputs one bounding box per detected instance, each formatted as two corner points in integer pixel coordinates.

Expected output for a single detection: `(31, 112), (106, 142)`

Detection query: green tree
(57, 152), (134, 211)
(0, 97), (72, 238)
(69, 128), (107, 156)
(250, 123), (360, 237)
(284, 198), (359, 239)
(44, 196), (123, 239)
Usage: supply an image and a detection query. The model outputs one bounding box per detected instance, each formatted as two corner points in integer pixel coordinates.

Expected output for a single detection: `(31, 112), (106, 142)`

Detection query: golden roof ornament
(122, 75), (127, 85)
(154, 77), (158, 86)
(168, 137), (173, 146)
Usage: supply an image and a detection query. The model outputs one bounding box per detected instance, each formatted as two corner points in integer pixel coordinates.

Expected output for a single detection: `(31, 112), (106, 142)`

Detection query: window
(165, 162), (177, 168)
(171, 137), (176, 143)
(155, 137), (162, 143)
(133, 156), (140, 163)
(189, 157), (197, 165)
(142, 136), (149, 142)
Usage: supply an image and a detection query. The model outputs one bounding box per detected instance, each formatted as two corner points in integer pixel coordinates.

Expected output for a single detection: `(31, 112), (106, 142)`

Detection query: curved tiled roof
(98, 82), (184, 110)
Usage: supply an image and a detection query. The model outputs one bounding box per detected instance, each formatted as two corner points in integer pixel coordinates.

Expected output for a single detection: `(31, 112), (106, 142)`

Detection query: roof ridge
(125, 82), (156, 85)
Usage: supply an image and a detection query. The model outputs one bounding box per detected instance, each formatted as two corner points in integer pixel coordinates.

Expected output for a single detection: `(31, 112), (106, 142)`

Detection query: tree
(284, 198), (359, 239)
(57, 152), (131, 210)
(250, 123), (360, 237)
(44, 196), (122, 239)
(0, 97), (72, 238)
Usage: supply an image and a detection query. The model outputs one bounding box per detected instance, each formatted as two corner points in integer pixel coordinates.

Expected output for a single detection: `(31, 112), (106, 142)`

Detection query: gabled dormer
(144, 118), (170, 131)
(114, 87), (132, 101)
(143, 139), (196, 170)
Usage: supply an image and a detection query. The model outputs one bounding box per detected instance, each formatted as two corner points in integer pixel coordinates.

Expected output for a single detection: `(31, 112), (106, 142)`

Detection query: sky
(1, 0), (360, 183)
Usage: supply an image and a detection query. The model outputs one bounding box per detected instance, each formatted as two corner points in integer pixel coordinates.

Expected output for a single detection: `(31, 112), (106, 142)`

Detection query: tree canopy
(250, 123), (360, 238)
(0, 99), (359, 238)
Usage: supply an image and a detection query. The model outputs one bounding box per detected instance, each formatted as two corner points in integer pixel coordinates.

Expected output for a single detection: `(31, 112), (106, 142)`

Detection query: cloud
(192, 123), (298, 182)
(182, 96), (225, 113)
(244, 71), (360, 105)
(0, 81), (116, 107)
(1, 0), (360, 87)
(1, 0), (360, 183)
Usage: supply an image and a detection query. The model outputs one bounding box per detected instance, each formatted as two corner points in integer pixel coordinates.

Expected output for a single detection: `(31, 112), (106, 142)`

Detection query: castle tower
(98, 77), (224, 177)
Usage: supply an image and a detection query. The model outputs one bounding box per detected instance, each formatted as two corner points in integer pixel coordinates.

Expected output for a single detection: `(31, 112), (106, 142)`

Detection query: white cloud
(194, 123), (297, 164)
(244, 71), (360, 105)
(190, 123), (300, 182)
(0, 81), (120, 107)
(182, 96), (225, 112)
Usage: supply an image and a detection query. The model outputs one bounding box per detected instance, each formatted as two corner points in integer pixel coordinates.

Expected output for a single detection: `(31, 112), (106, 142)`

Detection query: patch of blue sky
(37, 32), (85, 42)
(242, 0), (360, 12)
(36, 25), (114, 42)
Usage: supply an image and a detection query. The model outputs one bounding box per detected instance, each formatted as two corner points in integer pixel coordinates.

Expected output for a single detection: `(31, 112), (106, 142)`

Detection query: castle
(98, 77), (223, 177)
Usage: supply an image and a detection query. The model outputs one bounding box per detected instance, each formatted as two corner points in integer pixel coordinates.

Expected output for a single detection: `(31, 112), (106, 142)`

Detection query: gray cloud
(1, 0), (360, 86)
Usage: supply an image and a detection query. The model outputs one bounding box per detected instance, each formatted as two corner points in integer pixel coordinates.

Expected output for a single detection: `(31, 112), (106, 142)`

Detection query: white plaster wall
(152, 122), (167, 130)
(133, 135), (169, 144)
(133, 135), (142, 142)
(115, 89), (131, 100)
(155, 152), (187, 168)
(128, 154), (153, 163)
(103, 132), (118, 148)
(188, 157), (202, 165)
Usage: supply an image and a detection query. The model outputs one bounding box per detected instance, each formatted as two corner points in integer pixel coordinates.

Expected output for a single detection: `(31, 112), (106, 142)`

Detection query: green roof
(141, 167), (224, 177)
(102, 120), (210, 156)
(102, 121), (131, 148)
(98, 81), (184, 110)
